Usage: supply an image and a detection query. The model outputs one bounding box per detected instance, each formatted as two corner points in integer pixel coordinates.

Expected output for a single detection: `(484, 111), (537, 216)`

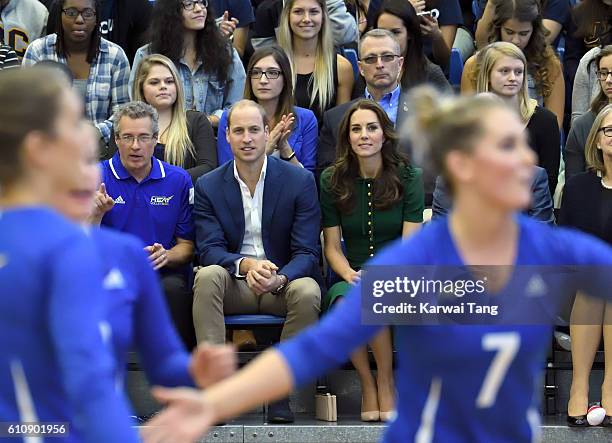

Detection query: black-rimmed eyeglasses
(249, 69), (282, 79)
(182, 0), (208, 10)
(62, 7), (96, 20)
(596, 70), (612, 81)
(598, 126), (612, 137)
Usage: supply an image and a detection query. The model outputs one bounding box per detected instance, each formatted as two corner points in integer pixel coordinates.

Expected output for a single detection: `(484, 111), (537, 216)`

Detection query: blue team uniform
(90, 227), (193, 389)
(278, 215), (612, 442)
(0, 208), (139, 443)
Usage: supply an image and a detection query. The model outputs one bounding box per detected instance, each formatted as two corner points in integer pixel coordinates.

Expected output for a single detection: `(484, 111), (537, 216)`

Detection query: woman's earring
(598, 144), (602, 150)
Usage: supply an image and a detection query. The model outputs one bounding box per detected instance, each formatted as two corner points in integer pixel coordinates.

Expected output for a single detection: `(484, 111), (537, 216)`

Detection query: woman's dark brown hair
(572, 0), (612, 44)
(150, 0), (231, 84)
(0, 67), (67, 187)
(488, 0), (559, 99)
(373, 0), (427, 89)
(590, 45), (612, 114)
(244, 46), (294, 125)
(329, 99), (407, 213)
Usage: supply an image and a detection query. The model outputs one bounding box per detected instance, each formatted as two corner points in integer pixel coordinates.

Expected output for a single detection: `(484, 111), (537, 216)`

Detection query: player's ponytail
(407, 86), (510, 191)
(0, 67), (68, 188)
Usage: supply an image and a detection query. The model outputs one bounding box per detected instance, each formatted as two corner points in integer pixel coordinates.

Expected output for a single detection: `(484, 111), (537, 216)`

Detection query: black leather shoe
(602, 415), (612, 427)
(266, 398), (294, 423)
(566, 415), (588, 427)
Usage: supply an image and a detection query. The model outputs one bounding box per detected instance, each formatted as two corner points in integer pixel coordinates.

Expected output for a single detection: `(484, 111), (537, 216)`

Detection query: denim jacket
(130, 44), (246, 118)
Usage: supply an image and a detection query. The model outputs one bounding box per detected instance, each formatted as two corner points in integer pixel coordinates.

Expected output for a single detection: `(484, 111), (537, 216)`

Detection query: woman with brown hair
(216, 46), (318, 172)
(566, 0), (612, 122)
(566, 45), (612, 180)
(320, 99), (424, 421)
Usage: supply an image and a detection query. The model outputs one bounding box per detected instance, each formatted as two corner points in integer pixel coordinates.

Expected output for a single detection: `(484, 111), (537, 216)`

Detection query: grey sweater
(571, 47), (600, 125)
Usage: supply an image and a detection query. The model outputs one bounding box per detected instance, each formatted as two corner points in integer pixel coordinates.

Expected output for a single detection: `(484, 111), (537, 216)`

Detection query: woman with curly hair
(320, 99), (423, 422)
(461, 0), (565, 130)
(129, 0), (246, 128)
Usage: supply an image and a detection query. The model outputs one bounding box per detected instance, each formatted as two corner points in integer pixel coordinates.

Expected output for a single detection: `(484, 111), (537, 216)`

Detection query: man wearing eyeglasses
(317, 29), (404, 174)
(0, 0), (47, 58)
(92, 101), (198, 350)
(318, 28), (440, 203)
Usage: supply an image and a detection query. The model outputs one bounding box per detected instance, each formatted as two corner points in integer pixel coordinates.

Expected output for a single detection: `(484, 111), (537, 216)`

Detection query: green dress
(320, 164), (424, 310)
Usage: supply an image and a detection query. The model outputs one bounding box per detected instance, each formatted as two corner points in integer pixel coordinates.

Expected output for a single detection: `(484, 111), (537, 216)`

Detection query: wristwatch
(272, 274), (288, 294)
(281, 151), (296, 161)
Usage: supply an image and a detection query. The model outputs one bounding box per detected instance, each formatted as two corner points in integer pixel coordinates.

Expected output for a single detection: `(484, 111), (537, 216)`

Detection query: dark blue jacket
(194, 156), (321, 282)
(432, 165), (555, 224)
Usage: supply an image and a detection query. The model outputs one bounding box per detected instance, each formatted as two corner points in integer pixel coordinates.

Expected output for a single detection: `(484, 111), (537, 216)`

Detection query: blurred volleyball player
(0, 68), (138, 441)
(142, 88), (612, 443)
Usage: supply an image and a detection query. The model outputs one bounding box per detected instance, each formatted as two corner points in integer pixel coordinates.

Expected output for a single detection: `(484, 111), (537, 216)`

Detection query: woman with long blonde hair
(130, 54), (217, 183)
(277, 0), (354, 123)
(473, 41), (560, 197)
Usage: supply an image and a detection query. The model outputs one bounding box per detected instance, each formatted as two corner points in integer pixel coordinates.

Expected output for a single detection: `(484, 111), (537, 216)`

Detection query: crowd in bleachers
(2, 0), (612, 427)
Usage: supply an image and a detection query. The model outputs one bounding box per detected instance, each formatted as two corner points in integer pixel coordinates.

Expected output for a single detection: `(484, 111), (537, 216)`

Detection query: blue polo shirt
(100, 152), (195, 251)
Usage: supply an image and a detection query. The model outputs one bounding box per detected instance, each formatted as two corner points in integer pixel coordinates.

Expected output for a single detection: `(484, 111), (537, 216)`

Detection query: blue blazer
(217, 106), (318, 172)
(194, 156), (321, 282)
(431, 165), (555, 224)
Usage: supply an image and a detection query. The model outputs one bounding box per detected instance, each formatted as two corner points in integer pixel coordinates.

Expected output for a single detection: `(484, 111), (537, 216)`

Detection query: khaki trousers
(193, 265), (321, 344)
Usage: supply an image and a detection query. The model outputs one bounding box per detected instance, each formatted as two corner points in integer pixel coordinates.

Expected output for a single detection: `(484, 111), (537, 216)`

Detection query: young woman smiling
(277, 0), (354, 124)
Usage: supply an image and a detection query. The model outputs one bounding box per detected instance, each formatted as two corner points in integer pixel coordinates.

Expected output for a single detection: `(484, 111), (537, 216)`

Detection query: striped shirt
(22, 34), (131, 143)
(0, 45), (19, 70)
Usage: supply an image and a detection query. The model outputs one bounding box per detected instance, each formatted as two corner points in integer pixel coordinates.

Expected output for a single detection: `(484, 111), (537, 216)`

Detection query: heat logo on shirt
(150, 195), (174, 206)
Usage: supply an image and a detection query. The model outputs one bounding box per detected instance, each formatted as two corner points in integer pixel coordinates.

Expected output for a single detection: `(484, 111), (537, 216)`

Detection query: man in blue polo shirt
(92, 101), (197, 349)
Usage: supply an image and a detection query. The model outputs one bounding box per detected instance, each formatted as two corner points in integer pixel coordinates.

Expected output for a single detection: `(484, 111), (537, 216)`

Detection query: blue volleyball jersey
(278, 214), (612, 443)
(90, 227), (192, 389)
(0, 208), (139, 443)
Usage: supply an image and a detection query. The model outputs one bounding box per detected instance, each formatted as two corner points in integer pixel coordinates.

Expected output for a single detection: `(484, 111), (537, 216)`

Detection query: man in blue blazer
(192, 100), (321, 422)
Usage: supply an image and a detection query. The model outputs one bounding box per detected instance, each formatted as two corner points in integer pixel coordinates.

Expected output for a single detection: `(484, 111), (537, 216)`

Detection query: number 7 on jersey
(476, 332), (521, 408)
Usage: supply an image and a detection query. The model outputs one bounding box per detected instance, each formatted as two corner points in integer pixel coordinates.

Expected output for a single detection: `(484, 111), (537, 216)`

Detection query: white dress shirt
(233, 156), (268, 276)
